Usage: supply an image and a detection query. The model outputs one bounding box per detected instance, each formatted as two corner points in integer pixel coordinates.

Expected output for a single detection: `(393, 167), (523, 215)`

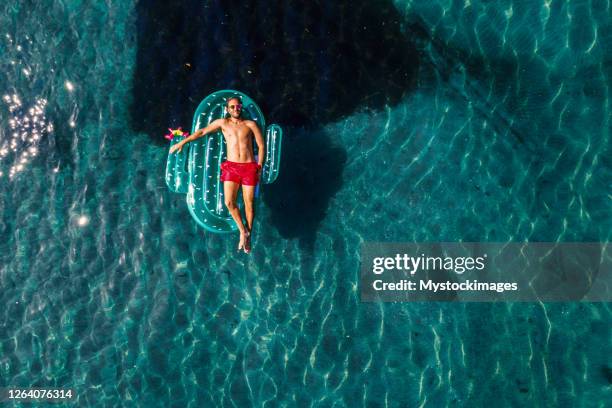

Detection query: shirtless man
(169, 97), (265, 253)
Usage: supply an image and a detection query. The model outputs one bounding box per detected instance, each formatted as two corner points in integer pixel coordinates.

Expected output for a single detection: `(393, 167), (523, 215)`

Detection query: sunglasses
(228, 104), (243, 110)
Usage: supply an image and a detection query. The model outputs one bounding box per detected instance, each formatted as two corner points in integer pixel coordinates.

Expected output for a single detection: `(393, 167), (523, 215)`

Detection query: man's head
(226, 97), (243, 119)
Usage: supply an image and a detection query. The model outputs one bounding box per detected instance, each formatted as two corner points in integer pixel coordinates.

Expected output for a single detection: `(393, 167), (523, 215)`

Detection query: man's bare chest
(221, 125), (252, 142)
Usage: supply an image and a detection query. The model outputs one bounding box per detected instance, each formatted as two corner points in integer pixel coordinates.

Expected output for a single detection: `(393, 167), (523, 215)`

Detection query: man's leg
(224, 181), (248, 250)
(241, 185), (256, 253)
(242, 185), (256, 231)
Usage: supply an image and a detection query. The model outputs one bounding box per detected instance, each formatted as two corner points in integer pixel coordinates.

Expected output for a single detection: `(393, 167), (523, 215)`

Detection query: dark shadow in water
(131, 0), (419, 243)
(262, 129), (347, 248)
(131, 0), (419, 135)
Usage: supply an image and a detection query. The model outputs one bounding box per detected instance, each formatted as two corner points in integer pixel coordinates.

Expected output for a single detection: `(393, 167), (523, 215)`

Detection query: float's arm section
(166, 137), (189, 193)
(261, 124), (282, 184)
(166, 119), (224, 193)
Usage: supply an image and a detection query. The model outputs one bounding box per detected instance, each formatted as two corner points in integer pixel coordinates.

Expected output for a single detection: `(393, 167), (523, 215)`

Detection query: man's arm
(247, 121), (265, 168)
(170, 119), (223, 153)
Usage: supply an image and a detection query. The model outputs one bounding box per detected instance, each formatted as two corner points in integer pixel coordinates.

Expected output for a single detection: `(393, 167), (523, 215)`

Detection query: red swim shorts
(220, 161), (260, 186)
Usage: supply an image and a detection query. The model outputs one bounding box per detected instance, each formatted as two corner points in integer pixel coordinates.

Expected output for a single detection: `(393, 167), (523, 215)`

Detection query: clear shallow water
(0, 0), (610, 407)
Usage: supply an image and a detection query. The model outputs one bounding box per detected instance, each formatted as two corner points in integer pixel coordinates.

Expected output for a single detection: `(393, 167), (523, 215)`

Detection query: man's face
(226, 98), (242, 119)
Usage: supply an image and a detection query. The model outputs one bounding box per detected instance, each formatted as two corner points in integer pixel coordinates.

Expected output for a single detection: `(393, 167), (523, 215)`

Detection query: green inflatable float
(165, 90), (282, 233)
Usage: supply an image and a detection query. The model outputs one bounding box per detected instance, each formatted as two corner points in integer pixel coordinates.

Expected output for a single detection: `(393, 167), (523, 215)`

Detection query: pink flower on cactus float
(165, 127), (189, 140)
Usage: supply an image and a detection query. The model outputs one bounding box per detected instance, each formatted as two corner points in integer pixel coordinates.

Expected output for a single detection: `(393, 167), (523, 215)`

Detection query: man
(169, 97), (265, 253)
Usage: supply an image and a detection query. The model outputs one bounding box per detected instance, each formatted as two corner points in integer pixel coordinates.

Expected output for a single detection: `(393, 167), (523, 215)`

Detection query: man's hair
(226, 96), (242, 106)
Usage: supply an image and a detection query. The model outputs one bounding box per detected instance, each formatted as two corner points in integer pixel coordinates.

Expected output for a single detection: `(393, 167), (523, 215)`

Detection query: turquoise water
(0, 0), (610, 406)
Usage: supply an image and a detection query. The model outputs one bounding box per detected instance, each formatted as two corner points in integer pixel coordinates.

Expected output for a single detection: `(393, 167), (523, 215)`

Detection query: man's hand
(257, 163), (263, 178)
(169, 141), (185, 154)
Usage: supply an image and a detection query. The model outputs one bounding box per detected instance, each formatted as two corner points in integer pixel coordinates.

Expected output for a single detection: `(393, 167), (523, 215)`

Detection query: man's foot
(244, 231), (252, 254)
(238, 231), (247, 252)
